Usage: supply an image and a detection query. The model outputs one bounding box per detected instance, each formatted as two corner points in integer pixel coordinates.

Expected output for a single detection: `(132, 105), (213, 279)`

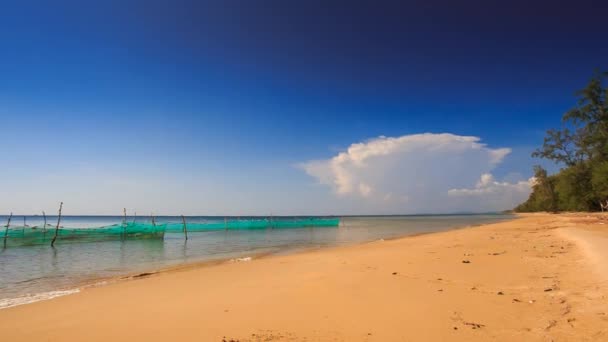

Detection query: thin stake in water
(122, 208), (127, 239)
(42, 210), (48, 238)
(3, 212), (13, 248)
(181, 215), (188, 240)
(50, 202), (63, 247)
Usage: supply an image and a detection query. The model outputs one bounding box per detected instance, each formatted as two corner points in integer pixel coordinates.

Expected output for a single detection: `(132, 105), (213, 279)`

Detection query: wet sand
(0, 213), (607, 341)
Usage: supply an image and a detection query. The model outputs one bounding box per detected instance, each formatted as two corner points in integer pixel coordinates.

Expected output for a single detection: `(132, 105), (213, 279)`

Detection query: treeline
(515, 71), (608, 212)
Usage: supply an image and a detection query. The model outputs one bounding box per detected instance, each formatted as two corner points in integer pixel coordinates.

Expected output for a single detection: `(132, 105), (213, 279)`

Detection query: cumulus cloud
(301, 133), (531, 213)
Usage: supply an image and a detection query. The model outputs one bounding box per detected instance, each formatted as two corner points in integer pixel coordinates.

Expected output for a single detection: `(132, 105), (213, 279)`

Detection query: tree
(517, 70), (608, 212)
(591, 161), (608, 206)
(515, 166), (556, 212)
(533, 71), (608, 166)
(553, 163), (594, 211)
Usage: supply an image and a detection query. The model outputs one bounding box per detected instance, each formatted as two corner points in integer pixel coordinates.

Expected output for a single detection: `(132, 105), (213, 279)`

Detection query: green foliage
(591, 161), (608, 200)
(516, 70), (608, 212)
(514, 166), (557, 212)
(553, 164), (595, 211)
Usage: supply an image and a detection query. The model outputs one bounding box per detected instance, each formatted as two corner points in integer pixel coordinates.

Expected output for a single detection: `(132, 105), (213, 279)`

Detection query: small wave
(231, 256), (252, 262)
(0, 289), (80, 310)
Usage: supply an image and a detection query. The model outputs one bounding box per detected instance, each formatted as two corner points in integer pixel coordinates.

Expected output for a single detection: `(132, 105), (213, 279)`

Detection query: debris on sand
(463, 321), (485, 329)
(133, 272), (154, 278)
(545, 320), (558, 331)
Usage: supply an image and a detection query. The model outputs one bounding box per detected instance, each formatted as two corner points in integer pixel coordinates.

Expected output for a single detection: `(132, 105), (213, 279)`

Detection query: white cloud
(301, 133), (531, 213)
(448, 173), (534, 212)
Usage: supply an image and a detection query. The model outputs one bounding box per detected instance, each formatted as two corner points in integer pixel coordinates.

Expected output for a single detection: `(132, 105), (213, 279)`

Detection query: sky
(1, 0), (607, 215)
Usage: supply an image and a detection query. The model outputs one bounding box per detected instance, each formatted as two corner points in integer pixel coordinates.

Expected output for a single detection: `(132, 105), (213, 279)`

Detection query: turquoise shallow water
(0, 214), (512, 307)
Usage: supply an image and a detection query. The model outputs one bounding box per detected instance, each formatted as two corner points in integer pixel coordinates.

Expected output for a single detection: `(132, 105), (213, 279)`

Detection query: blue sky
(1, 1), (607, 215)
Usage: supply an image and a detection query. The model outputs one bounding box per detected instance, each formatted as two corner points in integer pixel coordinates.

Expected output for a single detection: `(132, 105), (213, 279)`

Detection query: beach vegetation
(516, 70), (608, 212)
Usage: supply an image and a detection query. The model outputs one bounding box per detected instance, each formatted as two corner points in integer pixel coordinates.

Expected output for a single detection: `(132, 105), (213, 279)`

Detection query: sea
(0, 214), (512, 309)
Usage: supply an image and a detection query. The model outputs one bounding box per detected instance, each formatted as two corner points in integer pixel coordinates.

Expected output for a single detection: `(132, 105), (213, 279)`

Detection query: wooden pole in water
(224, 217), (227, 230)
(181, 215), (188, 241)
(151, 213), (156, 227)
(3, 213), (13, 248)
(122, 208), (127, 239)
(50, 202), (63, 247)
(42, 211), (48, 238)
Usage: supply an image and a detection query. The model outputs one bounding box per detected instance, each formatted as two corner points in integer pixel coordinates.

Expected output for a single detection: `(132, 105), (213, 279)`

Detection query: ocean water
(0, 214), (512, 308)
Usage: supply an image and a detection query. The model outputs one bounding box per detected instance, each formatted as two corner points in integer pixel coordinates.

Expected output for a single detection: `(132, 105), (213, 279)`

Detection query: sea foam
(0, 289), (80, 310)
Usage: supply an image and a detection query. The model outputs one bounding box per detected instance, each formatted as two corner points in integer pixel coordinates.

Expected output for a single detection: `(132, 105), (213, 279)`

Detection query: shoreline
(0, 217), (513, 310)
(1, 213), (607, 340)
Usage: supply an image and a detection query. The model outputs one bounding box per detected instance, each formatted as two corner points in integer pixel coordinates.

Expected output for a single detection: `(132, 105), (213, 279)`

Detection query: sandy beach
(1, 213), (607, 341)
